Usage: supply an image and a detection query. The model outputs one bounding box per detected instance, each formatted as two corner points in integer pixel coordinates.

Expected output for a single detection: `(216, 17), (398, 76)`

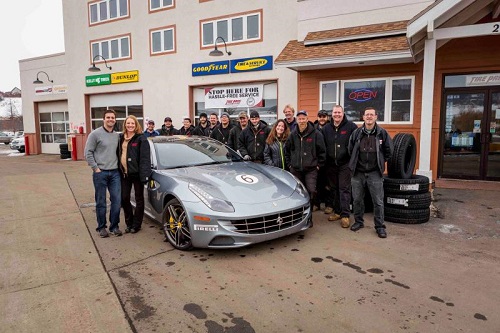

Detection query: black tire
(384, 207), (430, 224)
(384, 192), (431, 209)
(387, 133), (417, 179)
(162, 198), (193, 250)
(383, 175), (429, 194)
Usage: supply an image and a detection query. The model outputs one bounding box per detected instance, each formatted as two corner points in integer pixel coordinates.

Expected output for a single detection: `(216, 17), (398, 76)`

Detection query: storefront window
(193, 82), (278, 126)
(40, 111), (70, 143)
(91, 105), (143, 131)
(323, 76), (414, 123)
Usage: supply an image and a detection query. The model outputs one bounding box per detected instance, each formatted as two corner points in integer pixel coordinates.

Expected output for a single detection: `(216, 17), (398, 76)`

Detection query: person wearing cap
(179, 117), (195, 136)
(312, 109), (334, 214)
(193, 112), (209, 136)
(228, 111), (248, 152)
(159, 117), (179, 136)
(285, 110), (326, 212)
(210, 112), (233, 145)
(143, 120), (160, 137)
(207, 113), (219, 137)
(323, 105), (358, 228)
(283, 104), (298, 133)
(238, 110), (270, 163)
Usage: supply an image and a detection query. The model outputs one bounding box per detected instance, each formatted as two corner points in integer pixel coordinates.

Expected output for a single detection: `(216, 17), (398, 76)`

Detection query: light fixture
(33, 71), (54, 84)
(88, 54), (112, 72)
(209, 37), (232, 57)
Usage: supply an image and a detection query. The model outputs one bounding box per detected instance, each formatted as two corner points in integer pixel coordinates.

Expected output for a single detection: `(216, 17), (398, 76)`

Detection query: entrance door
(487, 92), (500, 178)
(441, 91), (500, 180)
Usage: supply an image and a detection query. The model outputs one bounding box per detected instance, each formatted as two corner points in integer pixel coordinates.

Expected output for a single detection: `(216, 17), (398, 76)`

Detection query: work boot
(341, 217), (350, 228)
(350, 222), (364, 232)
(328, 213), (341, 221)
(324, 207), (333, 214)
(312, 205), (320, 212)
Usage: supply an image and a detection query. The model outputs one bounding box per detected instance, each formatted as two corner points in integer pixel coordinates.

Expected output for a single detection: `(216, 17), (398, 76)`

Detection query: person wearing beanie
(228, 111), (249, 152)
(210, 112), (233, 145)
(238, 110), (270, 163)
(193, 112), (209, 136)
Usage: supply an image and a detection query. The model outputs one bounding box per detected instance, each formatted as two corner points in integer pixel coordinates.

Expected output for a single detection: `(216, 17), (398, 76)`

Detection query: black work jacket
(159, 125), (179, 136)
(193, 124), (209, 136)
(264, 139), (289, 170)
(238, 121), (270, 161)
(118, 133), (151, 183)
(179, 125), (195, 136)
(228, 124), (244, 152)
(348, 124), (393, 176)
(323, 116), (358, 166)
(285, 122), (326, 172)
(210, 123), (234, 145)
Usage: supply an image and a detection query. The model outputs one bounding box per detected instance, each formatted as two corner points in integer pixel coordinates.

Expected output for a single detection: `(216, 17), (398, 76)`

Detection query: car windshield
(154, 139), (243, 169)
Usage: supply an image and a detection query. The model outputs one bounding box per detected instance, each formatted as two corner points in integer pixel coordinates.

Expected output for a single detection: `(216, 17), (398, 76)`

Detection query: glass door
(486, 92), (500, 179)
(441, 92), (485, 179)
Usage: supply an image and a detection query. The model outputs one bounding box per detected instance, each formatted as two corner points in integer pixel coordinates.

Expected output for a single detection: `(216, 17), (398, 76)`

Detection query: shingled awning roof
(275, 21), (412, 71)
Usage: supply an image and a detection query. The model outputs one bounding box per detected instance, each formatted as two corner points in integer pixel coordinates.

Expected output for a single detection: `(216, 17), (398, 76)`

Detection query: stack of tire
(60, 143), (71, 159)
(384, 133), (431, 224)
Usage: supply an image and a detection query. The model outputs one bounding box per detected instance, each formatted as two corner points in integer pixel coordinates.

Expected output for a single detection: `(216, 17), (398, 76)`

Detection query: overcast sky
(0, 0), (64, 92)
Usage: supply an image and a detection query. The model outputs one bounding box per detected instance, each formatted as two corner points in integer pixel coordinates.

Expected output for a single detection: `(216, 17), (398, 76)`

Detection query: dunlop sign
(112, 70), (139, 84)
(86, 74), (111, 87)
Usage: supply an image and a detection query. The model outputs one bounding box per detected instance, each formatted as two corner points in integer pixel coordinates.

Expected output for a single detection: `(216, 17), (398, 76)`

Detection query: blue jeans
(351, 170), (385, 229)
(92, 169), (121, 231)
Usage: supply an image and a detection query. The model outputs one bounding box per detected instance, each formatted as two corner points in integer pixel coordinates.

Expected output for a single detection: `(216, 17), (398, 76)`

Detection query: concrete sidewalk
(0, 153), (131, 333)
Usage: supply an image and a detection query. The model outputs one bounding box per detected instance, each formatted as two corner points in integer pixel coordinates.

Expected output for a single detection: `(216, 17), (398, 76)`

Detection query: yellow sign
(111, 70), (139, 84)
(234, 58), (268, 71)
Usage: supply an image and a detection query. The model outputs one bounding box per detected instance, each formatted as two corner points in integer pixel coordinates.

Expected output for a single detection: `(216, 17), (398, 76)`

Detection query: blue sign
(230, 56), (273, 73)
(192, 61), (230, 76)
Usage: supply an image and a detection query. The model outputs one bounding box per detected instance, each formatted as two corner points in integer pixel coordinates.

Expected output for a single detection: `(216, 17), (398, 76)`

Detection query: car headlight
(294, 181), (308, 198)
(188, 183), (235, 213)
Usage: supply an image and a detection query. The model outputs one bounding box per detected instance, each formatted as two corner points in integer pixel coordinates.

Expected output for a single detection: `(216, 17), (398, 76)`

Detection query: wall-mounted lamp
(88, 55), (112, 72)
(209, 37), (232, 57)
(33, 71), (54, 84)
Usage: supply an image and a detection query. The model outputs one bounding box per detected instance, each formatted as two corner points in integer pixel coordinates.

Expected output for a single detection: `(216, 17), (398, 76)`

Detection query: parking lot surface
(0, 145), (499, 333)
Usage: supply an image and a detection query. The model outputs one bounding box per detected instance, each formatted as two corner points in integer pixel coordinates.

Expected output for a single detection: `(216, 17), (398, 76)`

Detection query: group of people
(85, 104), (393, 240)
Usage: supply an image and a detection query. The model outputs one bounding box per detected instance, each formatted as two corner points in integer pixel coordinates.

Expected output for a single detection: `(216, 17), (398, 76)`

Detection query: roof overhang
(407, 0), (500, 62)
(275, 50), (413, 71)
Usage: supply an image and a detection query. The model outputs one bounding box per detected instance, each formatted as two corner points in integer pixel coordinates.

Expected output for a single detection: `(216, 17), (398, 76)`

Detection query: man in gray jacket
(85, 109), (122, 238)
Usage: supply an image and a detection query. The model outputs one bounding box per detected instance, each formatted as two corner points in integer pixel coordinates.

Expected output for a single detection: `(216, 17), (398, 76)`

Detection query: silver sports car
(141, 135), (312, 250)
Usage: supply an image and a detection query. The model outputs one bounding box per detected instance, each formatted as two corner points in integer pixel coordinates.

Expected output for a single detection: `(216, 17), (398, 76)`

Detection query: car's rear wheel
(162, 198), (193, 250)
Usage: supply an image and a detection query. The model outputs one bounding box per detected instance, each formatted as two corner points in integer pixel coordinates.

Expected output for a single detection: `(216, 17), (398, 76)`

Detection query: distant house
(3, 87), (21, 98)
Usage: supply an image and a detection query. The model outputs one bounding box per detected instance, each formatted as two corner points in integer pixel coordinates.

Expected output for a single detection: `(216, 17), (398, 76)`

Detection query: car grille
(230, 206), (308, 234)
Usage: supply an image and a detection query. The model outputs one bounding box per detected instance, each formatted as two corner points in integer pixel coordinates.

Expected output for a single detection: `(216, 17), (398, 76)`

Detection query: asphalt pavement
(0, 145), (499, 333)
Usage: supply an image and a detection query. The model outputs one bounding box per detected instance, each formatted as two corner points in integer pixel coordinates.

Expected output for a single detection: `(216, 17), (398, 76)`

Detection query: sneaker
(125, 227), (132, 233)
(130, 228), (140, 234)
(324, 207), (334, 214)
(109, 228), (123, 236)
(99, 228), (109, 238)
(328, 213), (341, 221)
(341, 217), (350, 228)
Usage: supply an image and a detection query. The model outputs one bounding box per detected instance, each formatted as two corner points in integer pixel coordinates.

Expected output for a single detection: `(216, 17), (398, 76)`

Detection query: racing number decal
(493, 24), (499, 33)
(236, 174), (259, 184)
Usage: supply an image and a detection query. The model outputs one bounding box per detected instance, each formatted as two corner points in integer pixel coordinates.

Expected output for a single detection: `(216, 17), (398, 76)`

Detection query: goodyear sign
(112, 70), (139, 84)
(86, 74), (111, 87)
(192, 61), (230, 76)
(230, 56), (273, 73)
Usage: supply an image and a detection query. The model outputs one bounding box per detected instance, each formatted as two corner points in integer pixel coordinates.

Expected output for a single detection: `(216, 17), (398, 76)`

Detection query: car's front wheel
(162, 198), (193, 250)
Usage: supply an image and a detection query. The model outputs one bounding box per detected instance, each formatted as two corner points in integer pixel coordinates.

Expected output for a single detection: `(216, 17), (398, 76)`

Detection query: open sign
(348, 89), (378, 102)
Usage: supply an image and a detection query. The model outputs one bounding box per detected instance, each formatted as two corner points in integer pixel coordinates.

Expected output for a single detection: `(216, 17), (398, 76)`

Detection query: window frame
(150, 25), (177, 56)
(90, 34), (132, 63)
(148, 0), (175, 13)
(200, 9), (263, 49)
(321, 76), (415, 124)
(319, 80), (340, 113)
(88, 0), (130, 26)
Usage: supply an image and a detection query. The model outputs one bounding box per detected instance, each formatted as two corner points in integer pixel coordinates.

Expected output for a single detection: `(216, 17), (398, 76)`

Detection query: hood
(160, 163), (296, 204)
